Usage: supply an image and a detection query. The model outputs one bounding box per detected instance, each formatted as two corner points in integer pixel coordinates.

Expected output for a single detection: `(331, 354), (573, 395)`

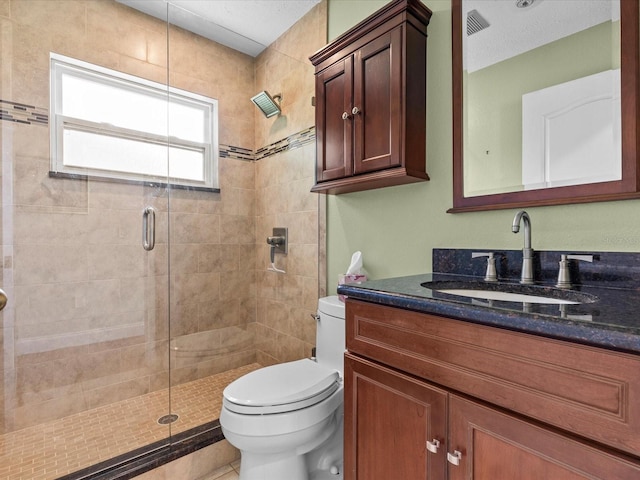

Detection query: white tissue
(346, 251), (363, 275)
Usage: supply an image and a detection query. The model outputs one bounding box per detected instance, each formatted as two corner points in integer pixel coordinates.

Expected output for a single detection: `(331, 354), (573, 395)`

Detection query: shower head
(251, 91), (282, 118)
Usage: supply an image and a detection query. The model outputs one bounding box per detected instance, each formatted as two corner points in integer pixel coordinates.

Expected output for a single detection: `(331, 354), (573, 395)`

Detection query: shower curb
(55, 420), (225, 480)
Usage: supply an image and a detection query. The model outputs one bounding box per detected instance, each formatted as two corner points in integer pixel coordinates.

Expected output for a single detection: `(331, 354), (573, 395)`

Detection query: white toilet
(220, 296), (345, 480)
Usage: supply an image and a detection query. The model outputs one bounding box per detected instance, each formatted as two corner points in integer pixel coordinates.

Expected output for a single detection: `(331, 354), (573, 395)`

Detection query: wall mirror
(450, 0), (639, 212)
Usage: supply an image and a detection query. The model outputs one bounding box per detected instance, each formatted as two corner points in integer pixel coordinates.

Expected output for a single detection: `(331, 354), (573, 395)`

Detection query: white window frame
(49, 53), (219, 190)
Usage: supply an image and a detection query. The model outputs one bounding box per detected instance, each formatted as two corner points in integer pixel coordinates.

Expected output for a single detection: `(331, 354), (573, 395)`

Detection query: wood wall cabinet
(309, 0), (431, 194)
(344, 299), (640, 479)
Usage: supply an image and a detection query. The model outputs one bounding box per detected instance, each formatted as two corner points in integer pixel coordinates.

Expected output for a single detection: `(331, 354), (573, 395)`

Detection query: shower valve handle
(267, 236), (285, 246)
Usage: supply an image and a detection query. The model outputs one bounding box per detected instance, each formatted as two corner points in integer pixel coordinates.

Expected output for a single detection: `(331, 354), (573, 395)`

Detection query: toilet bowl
(220, 296), (345, 480)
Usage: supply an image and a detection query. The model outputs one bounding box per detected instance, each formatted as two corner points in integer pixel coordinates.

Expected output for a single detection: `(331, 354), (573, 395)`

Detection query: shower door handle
(0, 288), (7, 311)
(142, 206), (156, 251)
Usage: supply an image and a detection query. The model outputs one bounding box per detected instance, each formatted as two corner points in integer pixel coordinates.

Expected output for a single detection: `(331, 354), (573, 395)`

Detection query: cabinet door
(352, 26), (402, 175)
(345, 353), (447, 480)
(448, 395), (640, 480)
(315, 57), (353, 182)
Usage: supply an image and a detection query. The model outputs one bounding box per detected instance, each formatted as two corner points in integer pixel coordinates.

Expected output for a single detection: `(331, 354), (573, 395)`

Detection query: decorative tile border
(0, 99), (49, 125)
(254, 126), (316, 161)
(219, 144), (255, 161)
(1, 98), (315, 162)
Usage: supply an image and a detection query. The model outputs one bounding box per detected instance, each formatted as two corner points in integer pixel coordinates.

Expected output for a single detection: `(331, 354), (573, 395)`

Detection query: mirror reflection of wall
(462, 0), (621, 198)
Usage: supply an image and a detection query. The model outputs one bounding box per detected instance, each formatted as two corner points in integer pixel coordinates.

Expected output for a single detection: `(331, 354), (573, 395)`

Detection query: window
(50, 53), (219, 190)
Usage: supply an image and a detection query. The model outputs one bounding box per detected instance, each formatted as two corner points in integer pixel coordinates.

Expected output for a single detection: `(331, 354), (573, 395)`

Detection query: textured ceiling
(464, 0), (619, 72)
(118, 0), (322, 57)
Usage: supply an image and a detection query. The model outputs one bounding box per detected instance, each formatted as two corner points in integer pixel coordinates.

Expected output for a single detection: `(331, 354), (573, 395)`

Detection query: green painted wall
(326, 0), (640, 293)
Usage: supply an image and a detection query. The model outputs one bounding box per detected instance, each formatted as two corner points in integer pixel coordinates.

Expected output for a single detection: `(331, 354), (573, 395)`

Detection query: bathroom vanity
(338, 250), (640, 479)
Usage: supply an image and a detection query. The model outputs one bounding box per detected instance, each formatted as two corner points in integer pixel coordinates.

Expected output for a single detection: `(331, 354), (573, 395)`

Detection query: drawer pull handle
(352, 106), (361, 115)
(342, 111), (350, 120)
(447, 450), (462, 466)
(426, 439), (440, 454)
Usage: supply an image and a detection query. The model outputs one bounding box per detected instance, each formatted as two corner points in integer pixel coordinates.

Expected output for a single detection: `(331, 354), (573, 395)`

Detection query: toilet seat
(223, 359), (340, 415)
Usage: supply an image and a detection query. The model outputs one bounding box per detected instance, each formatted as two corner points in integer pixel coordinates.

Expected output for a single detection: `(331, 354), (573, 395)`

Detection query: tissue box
(338, 274), (367, 302)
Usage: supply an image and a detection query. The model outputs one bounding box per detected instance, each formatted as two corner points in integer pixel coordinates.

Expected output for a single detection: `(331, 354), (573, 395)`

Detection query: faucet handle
(565, 254), (593, 263)
(556, 254), (594, 289)
(472, 252), (498, 282)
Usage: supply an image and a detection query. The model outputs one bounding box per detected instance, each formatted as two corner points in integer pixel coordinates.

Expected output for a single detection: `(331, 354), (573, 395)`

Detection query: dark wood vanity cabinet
(345, 354), (447, 480)
(310, 0), (431, 194)
(448, 395), (640, 480)
(344, 299), (640, 479)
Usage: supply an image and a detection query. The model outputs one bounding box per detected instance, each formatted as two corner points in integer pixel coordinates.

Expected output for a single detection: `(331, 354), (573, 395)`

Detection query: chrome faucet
(511, 210), (534, 284)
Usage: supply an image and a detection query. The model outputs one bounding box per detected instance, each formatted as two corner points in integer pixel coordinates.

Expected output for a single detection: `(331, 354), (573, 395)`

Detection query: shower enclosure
(1, 0), (326, 476)
(0, 1), (273, 477)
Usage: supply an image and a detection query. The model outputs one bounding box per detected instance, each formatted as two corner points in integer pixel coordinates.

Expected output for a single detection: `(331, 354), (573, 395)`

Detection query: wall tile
(197, 300), (225, 332)
(1, 0), (326, 442)
(117, 54), (168, 85)
(14, 244), (88, 285)
(10, 124), (48, 159)
(251, 2), (326, 362)
(14, 156), (89, 210)
(87, 181), (148, 211)
(12, 388), (87, 430)
(84, 376), (150, 410)
(171, 212), (221, 245)
(0, 0), (9, 17)
(170, 302), (201, 338)
(171, 272), (221, 307)
(88, 245), (145, 280)
(86, 209), (139, 246)
(12, 0), (85, 37)
(220, 215), (255, 245)
(219, 157), (255, 190)
(134, 440), (239, 480)
(170, 244), (201, 275)
(288, 244), (319, 278)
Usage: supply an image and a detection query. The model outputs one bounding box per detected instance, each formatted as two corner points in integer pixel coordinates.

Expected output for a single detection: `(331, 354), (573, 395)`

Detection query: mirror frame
(450, 0), (640, 213)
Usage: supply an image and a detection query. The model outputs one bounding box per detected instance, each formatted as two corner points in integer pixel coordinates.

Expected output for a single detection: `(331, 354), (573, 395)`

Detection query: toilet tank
(316, 296), (346, 375)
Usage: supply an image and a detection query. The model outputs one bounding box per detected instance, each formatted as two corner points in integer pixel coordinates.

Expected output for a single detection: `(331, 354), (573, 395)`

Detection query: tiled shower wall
(0, 0), (326, 433)
(254, 2), (328, 366)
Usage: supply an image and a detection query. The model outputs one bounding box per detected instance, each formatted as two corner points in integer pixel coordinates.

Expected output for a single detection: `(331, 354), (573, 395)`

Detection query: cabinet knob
(447, 450), (462, 466)
(352, 106), (361, 115)
(342, 111), (350, 120)
(426, 439), (440, 454)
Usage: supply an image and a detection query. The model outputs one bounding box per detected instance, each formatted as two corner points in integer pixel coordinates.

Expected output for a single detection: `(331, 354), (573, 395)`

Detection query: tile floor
(0, 364), (259, 480)
(204, 459), (241, 480)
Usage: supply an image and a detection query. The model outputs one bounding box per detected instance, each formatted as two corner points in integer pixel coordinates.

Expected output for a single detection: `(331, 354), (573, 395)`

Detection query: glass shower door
(0, 1), (174, 477)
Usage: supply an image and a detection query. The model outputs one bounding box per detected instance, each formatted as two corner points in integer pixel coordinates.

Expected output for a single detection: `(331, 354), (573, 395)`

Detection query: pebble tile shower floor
(0, 364), (260, 479)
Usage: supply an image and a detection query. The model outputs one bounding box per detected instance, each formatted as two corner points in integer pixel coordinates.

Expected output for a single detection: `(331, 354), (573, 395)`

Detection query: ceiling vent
(467, 9), (490, 36)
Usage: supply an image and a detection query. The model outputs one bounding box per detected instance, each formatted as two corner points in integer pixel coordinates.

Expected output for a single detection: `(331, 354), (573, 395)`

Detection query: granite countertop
(337, 272), (640, 355)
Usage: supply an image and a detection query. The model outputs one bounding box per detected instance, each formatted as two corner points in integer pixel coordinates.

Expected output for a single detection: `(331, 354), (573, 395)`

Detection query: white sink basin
(421, 280), (597, 305)
(436, 289), (580, 304)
